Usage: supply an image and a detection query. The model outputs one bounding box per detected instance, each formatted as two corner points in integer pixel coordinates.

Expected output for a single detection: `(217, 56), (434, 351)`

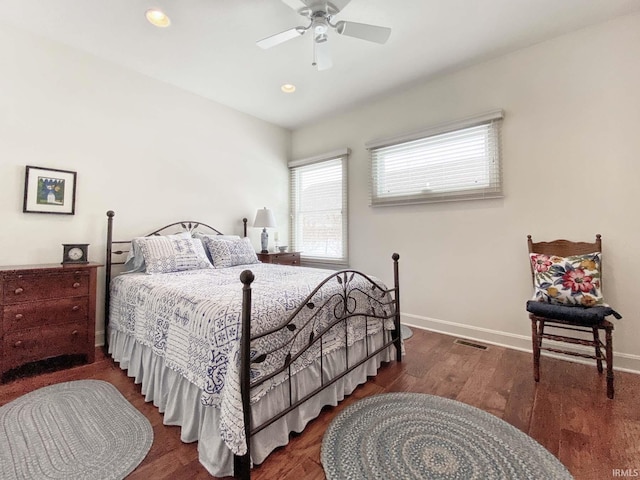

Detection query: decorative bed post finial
(240, 269), (255, 287)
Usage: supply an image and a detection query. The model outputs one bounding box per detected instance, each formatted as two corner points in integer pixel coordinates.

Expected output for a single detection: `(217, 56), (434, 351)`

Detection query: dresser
(256, 251), (301, 266)
(0, 262), (101, 381)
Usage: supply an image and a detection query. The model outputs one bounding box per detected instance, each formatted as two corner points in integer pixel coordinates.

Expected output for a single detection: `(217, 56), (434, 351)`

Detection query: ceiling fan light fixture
(145, 9), (171, 28)
(313, 22), (328, 35)
(281, 84), (296, 93)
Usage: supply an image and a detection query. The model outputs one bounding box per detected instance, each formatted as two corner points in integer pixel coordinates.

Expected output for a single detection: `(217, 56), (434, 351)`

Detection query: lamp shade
(253, 207), (276, 228)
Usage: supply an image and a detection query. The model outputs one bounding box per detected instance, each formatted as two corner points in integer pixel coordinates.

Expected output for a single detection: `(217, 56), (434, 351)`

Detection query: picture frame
(23, 165), (77, 215)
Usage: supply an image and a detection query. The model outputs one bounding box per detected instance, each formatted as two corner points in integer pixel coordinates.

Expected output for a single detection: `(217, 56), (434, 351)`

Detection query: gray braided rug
(400, 324), (413, 340)
(0, 380), (153, 480)
(321, 393), (573, 480)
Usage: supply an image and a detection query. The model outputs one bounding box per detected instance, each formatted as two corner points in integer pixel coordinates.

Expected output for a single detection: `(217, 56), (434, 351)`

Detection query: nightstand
(257, 251), (301, 266)
(0, 262), (101, 381)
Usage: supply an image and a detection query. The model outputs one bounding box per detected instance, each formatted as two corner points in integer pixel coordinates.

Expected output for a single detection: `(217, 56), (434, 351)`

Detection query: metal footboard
(234, 254), (401, 479)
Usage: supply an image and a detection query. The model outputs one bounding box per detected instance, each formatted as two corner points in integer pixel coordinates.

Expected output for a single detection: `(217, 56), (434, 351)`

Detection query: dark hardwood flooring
(1, 328), (638, 480)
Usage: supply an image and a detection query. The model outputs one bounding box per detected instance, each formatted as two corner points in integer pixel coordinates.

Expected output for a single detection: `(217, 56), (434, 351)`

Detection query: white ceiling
(2, 0), (639, 129)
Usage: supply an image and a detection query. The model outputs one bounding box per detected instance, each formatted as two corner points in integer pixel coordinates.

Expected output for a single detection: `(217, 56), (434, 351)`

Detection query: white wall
(0, 24), (291, 343)
(291, 13), (640, 371)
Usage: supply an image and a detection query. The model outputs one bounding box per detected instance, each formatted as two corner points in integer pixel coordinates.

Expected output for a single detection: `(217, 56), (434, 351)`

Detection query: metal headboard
(104, 210), (248, 350)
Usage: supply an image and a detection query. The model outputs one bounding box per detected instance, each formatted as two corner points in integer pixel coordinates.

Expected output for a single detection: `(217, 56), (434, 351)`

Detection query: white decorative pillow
(530, 252), (605, 306)
(134, 232), (213, 274)
(202, 237), (259, 268)
(193, 233), (241, 263)
(193, 233), (240, 242)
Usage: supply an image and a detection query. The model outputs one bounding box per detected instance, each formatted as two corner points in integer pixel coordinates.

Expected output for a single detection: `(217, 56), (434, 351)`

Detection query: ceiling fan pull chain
(312, 37), (317, 67)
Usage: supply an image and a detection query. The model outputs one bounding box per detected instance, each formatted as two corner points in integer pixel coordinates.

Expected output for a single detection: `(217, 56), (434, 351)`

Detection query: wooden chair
(526, 234), (620, 399)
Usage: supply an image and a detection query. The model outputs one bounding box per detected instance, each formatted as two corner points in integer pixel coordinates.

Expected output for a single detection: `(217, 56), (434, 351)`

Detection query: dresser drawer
(3, 271), (89, 304)
(273, 252), (300, 265)
(3, 323), (88, 371)
(3, 298), (88, 334)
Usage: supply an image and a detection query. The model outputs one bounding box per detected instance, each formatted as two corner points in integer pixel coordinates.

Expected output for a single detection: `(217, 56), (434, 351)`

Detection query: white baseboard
(95, 330), (105, 348)
(402, 313), (640, 375)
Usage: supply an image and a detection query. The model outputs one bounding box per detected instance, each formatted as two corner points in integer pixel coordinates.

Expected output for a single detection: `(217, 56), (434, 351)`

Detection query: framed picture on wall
(23, 165), (77, 215)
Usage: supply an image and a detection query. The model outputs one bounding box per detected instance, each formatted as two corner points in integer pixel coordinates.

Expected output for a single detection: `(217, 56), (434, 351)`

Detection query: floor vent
(453, 339), (488, 350)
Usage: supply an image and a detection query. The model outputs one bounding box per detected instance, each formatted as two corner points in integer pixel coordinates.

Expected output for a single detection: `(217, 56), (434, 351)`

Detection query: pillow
(193, 232), (240, 241)
(124, 232), (193, 273)
(193, 233), (241, 263)
(530, 252), (605, 306)
(123, 242), (146, 273)
(134, 232), (213, 274)
(201, 236), (259, 268)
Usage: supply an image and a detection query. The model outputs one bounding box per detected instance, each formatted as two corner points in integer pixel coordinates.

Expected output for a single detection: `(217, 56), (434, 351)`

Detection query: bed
(103, 210), (402, 479)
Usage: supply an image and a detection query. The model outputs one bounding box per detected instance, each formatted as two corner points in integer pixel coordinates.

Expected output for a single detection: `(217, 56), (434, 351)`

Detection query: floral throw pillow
(530, 252), (605, 306)
(202, 237), (259, 268)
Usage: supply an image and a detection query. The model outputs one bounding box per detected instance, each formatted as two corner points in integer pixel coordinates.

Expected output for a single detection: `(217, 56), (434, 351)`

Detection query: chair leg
(531, 316), (541, 382)
(592, 327), (603, 373)
(605, 326), (614, 399)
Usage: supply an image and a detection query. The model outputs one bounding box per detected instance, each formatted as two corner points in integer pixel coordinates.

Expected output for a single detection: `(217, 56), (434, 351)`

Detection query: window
(367, 110), (504, 206)
(289, 149), (349, 267)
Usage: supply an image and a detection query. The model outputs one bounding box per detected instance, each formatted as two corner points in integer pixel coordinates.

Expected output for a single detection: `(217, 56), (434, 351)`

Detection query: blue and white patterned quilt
(109, 263), (394, 455)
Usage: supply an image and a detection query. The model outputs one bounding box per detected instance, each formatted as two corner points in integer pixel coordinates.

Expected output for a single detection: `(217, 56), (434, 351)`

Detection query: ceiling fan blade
(314, 37), (332, 71)
(256, 27), (305, 49)
(335, 21), (391, 44)
(327, 0), (352, 14)
(281, 0), (309, 11)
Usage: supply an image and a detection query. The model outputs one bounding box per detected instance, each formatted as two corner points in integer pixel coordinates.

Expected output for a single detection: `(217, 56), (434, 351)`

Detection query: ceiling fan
(256, 0), (391, 71)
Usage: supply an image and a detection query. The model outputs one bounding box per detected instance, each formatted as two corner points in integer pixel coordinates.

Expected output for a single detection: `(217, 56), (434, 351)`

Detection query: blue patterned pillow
(193, 233), (241, 263)
(202, 237), (259, 268)
(134, 233), (213, 274)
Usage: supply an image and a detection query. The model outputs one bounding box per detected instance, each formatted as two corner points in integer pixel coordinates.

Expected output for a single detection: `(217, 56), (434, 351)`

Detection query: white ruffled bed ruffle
(109, 328), (395, 477)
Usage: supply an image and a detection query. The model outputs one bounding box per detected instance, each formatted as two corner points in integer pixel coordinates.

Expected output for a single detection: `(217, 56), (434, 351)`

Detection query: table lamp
(253, 207), (277, 253)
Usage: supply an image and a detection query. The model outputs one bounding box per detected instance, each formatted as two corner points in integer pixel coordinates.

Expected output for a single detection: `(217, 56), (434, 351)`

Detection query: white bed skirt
(108, 329), (395, 477)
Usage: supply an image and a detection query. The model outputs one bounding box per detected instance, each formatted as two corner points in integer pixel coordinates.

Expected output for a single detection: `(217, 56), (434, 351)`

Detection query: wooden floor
(1, 328), (638, 480)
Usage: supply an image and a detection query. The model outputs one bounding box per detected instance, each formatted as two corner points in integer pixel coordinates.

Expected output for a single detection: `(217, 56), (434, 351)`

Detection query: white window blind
(289, 149), (349, 267)
(367, 110), (504, 206)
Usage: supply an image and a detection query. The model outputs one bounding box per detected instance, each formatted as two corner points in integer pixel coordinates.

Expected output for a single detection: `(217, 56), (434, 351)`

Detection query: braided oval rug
(0, 380), (153, 480)
(321, 392), (573, 480)
(400, 324), (413, 340)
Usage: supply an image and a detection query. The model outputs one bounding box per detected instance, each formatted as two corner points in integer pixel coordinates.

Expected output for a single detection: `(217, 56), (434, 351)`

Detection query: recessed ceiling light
(281, 84), (296, 93)
(146, 9), (171, 28)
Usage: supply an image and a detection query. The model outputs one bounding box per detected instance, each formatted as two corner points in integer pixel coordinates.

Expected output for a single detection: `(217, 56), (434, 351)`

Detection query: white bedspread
(109, 263), (394, 454)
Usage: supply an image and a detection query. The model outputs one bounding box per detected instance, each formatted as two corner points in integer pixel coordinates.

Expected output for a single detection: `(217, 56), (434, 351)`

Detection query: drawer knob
(72, 282), (81, 288)
(74, 271), (82, 275)
(14, 287), (24, 295)
(13, 341), (23, 348)
(72, 305), (80, 312)
(71, 330), (79, 336)
(14, 314), (24, 321)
